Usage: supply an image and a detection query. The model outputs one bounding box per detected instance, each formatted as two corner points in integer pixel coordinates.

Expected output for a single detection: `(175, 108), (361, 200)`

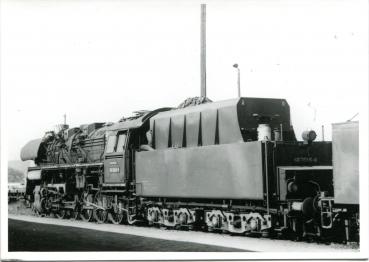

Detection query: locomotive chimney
(200, 4), (207, 97)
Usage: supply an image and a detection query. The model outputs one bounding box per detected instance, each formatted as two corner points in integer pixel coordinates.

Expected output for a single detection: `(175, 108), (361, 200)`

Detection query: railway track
(7, 210), (359, 253)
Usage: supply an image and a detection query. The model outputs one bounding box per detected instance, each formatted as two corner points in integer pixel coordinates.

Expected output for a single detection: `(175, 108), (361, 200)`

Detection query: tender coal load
(176, 96), (212, 109)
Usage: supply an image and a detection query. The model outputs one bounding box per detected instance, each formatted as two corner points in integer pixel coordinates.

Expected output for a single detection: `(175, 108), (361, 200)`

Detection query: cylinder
(257, 124), (271, 141)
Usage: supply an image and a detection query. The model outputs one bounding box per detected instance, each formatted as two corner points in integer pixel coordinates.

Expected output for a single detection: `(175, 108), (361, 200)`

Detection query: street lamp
(233, 63), (241, 97)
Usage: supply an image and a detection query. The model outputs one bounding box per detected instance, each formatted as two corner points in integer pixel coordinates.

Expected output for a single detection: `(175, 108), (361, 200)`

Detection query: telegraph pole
(200, 4), (207, 97)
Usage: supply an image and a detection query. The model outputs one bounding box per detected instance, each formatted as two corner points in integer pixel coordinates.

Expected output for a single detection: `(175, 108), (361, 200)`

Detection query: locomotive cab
(103, 131), (128, 183)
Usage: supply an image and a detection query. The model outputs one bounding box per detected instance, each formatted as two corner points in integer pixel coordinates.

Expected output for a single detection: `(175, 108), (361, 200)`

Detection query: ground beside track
(7, 214), (359, 252)
(8, 199), (34, 216)
(8, 219), (245, 252)
(7, 201), (359, 252)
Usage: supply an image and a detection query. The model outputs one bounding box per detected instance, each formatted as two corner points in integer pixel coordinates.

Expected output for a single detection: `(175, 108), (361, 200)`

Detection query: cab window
(116, 133), (127, 153)
(106, 135), (117, 153)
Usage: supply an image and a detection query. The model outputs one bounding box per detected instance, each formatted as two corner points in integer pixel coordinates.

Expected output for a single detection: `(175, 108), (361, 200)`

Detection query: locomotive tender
(19, 97), (359, 242)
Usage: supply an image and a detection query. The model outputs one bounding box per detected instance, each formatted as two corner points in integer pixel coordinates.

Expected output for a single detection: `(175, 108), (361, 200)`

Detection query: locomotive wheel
(93, 193), (107, 223)
(66, 206), (80, 220)
(80, 194), (94, 222)
(94, 209), (108, 223)
(80, 208), (94, 222)
(55, 209), (67, 219)
(31, 203), (41, 217)
(108, 210), (125, 224)
(41, 198), (50, 215)
(70, 209), (80, 220)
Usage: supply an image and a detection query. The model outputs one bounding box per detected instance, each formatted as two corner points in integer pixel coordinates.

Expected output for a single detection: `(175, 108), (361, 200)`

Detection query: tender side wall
(135, 142), (264, 200)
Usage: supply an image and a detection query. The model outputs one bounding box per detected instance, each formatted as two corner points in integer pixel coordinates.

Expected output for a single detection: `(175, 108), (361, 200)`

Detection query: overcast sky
(1, 0), (367, 161)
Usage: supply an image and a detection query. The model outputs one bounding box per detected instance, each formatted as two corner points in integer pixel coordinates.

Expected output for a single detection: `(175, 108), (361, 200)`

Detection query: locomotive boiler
(19, 97), (359, 242)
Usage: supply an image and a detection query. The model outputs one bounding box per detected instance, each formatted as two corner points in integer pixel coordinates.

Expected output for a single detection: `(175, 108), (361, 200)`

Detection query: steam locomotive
(19, 97), (359, 242)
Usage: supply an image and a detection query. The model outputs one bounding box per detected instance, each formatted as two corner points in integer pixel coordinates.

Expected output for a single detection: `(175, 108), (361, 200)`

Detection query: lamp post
(233, 64), (241, 97)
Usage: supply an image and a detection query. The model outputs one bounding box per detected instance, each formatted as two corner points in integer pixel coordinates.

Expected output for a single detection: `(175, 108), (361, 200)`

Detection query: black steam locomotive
(19, 97), (359, 242)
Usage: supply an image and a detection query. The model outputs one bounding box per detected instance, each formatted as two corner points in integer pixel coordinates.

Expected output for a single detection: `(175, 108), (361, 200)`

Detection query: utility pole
(200, 4), (207, 98)
(63, 113), (66, 125)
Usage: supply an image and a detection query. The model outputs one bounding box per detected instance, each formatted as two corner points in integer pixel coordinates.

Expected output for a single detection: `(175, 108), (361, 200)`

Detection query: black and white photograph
(1, 0), (368, 260)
